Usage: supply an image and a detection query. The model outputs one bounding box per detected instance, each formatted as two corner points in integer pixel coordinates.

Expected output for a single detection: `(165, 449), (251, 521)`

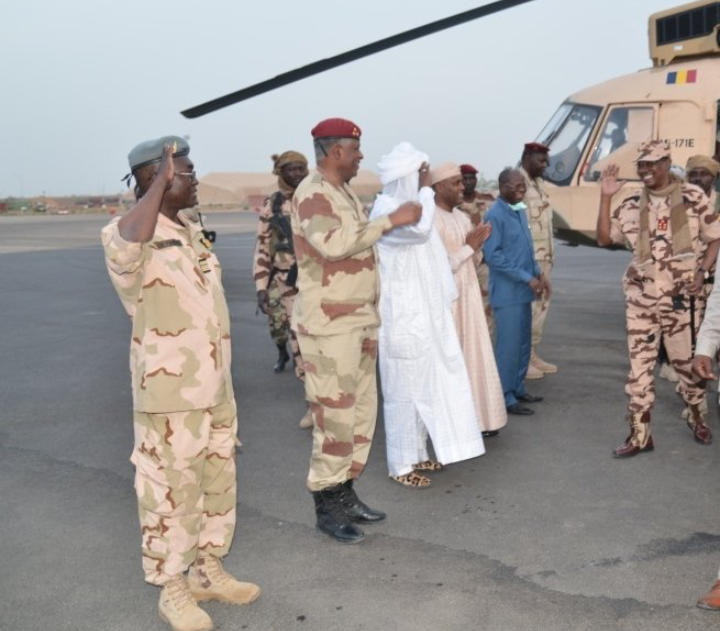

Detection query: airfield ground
(2, 211), (720, 631)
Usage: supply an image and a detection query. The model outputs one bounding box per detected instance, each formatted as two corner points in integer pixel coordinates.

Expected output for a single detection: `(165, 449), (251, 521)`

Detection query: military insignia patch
(198, 254), (211, 274)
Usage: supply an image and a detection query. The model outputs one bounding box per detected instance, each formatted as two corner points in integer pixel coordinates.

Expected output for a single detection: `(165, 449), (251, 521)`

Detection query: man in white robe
(369, 143), (485, 488)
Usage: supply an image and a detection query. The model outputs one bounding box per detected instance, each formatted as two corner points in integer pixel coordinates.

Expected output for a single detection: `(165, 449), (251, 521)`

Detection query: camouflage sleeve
(253, 199), (273, 292)
(608, 202), (627, 246)
(689, 188), (720, 243)
(297, 190), (393, 261)
(101, 219), (147, 275)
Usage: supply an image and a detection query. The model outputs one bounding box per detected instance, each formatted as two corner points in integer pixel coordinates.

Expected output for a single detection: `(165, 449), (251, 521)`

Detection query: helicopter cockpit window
(584, 106), (654, 181)
(536, 103), (601, 186)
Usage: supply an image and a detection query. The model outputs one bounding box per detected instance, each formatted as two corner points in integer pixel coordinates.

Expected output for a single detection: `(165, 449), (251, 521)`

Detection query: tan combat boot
(680, 396), (708, 421)
(686, 403), (712, 445)
(531, 350), (558, 374)
(299, 407), (313, 429)
(158, 575), (212, 631)
(188, 555), (261, 605)
(613, 411), (654, 458)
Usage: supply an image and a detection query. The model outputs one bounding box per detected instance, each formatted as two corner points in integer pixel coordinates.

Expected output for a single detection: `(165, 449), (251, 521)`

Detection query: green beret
(128, 135), (190, 172)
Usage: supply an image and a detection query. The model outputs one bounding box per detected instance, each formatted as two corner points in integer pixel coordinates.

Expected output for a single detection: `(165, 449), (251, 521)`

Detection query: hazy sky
(4, 0), (676, 197)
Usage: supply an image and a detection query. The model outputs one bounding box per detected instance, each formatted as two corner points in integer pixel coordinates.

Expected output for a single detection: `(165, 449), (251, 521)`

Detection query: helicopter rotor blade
(181, 0), (538, 118)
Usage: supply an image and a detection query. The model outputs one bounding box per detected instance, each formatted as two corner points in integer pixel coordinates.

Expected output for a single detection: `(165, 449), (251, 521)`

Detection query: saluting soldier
(253, 151), (308, 377)
(520, 142), (558, 379)
(457, 163), (495, 337)
(292, 118), (422, 543)
(103, 138), (259, 631)
(596, 140), (720, 458)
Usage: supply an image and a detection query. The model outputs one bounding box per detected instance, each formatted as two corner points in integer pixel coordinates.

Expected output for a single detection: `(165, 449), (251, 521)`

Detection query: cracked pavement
(2, 212), (720, 630)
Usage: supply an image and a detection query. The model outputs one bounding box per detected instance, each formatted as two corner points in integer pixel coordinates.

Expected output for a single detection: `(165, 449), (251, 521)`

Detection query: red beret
(524, 142), (550, 154)
(311, 118), (362, 140)
(460, 164), (478, 175)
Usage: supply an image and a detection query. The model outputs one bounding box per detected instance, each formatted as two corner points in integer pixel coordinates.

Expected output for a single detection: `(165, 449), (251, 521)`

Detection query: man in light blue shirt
(483, 168), (551, 415)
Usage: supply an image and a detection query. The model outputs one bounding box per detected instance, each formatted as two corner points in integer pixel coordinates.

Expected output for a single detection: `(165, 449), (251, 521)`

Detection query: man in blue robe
(482, 168), (551, 415)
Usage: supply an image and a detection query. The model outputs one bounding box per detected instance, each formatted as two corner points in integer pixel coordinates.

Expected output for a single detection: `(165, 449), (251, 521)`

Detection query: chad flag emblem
(667, 69), (697, 84)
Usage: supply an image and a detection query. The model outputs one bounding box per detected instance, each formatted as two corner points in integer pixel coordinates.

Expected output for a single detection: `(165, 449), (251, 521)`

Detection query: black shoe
(340, 479), (387, 524)
(312, 486), (366, 543)
(517, 393), (543, 403)
(482, 430), (500, 438)
(273, 344), (290, 373)
(506, 403), (534, 415)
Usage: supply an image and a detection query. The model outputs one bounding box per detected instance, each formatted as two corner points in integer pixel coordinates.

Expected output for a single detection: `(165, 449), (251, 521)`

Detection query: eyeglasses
(175, 171), (196, 178)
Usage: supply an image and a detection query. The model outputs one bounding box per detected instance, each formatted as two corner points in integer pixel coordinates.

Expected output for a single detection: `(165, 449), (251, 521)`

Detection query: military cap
(311, 118), (361, 140)
(523, 142), (550, 154)
(635, 139), (671, 163)
(686, 154), (720, 177)
(128, 135), (190, 172)
(460, 164), (478, 175)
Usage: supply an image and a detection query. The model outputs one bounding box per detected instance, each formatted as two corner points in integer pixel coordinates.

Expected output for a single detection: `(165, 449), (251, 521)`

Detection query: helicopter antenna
(181, 0), (539, 118)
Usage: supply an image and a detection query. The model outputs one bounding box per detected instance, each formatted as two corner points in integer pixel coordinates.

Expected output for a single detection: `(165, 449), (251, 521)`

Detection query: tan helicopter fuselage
(540, 56), (719, 246)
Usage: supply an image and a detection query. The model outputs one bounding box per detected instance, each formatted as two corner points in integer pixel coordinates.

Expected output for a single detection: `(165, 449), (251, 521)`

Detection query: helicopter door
(582, 104), (657, 183)
(658, 100), (708, 169)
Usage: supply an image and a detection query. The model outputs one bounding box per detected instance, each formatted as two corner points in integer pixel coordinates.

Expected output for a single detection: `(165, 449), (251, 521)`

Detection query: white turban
(376, 142), (429, 203)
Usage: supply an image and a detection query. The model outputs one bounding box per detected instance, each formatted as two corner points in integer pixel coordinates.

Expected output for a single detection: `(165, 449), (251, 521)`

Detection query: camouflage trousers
(131, 400), (238, 585)
(266, 272), (303, 379)
(477, 261), (495, 341)
(531, 258), (553, 347)
(297, 327), (378, 492)
(624, 282), (704, 416)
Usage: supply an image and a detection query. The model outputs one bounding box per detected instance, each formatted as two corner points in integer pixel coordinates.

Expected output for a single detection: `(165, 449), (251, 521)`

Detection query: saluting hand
(156, 143), (176, 191)
(600, 164), (625, 198)
(692, 354), (716, 380)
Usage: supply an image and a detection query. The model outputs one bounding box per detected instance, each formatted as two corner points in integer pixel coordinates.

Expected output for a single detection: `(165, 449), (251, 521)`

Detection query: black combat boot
(273, 344), (290, 373)
(312, 485), (365, 543)
(340, 479), (387, 523)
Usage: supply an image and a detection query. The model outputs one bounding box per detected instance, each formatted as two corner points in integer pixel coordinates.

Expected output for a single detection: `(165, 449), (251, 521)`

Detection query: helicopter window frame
(583, 105), (656, 182)
(536, 102), (602, 187)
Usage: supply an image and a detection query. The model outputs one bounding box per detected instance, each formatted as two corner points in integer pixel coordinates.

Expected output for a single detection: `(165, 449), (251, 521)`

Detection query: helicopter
(181, 0), (720, 246)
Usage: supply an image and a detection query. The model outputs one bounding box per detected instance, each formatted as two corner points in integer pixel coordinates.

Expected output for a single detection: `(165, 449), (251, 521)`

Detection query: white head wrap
(376, 142), (429, 203)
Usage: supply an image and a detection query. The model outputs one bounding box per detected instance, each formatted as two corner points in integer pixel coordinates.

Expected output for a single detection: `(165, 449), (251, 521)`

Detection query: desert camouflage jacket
(520, 167), (554, 261)
(253, 192), (296, 292)
(458, 191), (494, 227)
(290, 170), (392, 336)
(610, 183), (720, 295)
(102, 212), (234, 413)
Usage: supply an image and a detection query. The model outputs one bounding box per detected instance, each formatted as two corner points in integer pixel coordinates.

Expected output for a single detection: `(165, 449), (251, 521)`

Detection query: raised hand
(418, 162), (432, 189)
(156, 143), (176, 190)
(600, 164), (625, 198)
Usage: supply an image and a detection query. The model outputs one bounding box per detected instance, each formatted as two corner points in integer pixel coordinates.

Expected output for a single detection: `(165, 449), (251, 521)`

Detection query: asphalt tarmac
(2, 211), (720, 631)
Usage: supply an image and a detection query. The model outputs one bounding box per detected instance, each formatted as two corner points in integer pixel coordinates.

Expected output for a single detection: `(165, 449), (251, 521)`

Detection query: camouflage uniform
(520, 167), (553, 347)
(253, 192), (303, 378)
(458, 191), (495, 338)
(102, 212), (238, 585)
(608, 181), (720, 447)
(291, 171), (393, 491)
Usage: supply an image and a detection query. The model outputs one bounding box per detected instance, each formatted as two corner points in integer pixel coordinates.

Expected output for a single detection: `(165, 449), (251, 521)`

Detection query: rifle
(268, 192), (298, 287)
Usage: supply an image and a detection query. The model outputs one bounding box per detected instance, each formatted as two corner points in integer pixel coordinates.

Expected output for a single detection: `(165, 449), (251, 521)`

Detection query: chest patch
(153, 239), (183, 249)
